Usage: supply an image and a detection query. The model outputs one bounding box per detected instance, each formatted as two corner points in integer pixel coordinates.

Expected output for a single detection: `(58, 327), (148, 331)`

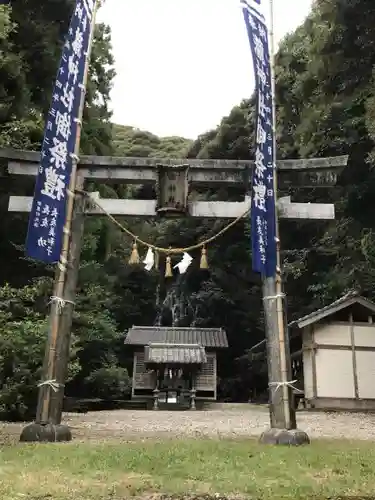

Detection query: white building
(290, 291), (375, 411)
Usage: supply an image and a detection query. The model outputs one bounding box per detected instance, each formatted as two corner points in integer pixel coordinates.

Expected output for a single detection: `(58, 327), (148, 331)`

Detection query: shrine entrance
(157, 367), (191, 404)
(145, 343), (208, 410)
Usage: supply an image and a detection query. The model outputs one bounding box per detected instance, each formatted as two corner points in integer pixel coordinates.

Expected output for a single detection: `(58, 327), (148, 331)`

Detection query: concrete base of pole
(19, 423), (72, 443)
(259, 428), (310, 446)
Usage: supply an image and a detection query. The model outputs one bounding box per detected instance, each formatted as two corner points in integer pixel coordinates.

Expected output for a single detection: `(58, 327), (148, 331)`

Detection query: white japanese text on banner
(25, 0), (95, 262)
(241, 0), (277, 277)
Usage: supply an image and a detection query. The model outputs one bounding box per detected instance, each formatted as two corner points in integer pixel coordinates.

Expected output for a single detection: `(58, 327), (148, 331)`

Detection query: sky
(97, 0), (313, 140)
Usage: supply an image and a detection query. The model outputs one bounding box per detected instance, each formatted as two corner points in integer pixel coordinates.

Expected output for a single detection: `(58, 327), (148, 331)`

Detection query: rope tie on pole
(262, 293), (285, 301)
(37, 379), (65, 393)
(66, 189), (75, 198)
(58, 263), (67, 273)
(70, 153), (80, 162)
(269, 380), (303, 394)
(49, 296), (75, 313)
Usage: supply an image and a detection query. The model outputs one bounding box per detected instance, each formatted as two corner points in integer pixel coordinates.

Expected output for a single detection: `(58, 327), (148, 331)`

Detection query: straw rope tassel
(129, 241), (140, 264)
(84, 191), (251, 256)
(165, 255), (173, 278)
(200, 246), (208, 270)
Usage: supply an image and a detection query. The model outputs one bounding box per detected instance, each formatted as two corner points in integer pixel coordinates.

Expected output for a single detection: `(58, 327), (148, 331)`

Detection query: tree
(0, 280), (80, 420)
(112, 124), (192, 158)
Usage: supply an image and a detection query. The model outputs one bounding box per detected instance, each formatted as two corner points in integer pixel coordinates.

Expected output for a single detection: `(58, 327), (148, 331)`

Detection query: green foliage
(84, 367), (131, 400)
(113, 124), (192, 158)
(0, 275), (131, 417)
(81, 22), (116, 156)
(0, 281), (80, 420)
(188, 100), (255, 160)
(271, 0), (375, 311)
(0, 283), (47, 419)
(69, 282), (127, 396)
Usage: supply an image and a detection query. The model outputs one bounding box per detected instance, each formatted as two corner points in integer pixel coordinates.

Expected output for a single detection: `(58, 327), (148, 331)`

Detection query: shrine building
(124, 326), (228, 410)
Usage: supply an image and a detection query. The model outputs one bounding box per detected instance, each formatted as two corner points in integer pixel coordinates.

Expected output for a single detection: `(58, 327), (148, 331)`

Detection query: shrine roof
(144, 343), (207, 364)
(124, 326), (228, 348)
(289, 291), (375, 329)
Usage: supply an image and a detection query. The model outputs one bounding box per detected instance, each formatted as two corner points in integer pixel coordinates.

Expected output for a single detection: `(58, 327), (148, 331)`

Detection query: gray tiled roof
(124, 326), (228, 348)
(144, 343), (207, 364)
(289, 290), (375, 329)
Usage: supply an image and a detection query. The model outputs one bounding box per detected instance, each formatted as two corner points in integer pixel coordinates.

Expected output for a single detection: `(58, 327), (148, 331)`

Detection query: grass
(1, 437), (375, 499)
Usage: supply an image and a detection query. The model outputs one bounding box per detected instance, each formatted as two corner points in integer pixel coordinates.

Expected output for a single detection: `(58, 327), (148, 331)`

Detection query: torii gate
(0, 148), (348, 443)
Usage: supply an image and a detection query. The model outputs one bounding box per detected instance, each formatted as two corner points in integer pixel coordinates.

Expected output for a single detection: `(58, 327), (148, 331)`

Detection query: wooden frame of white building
(290, 291), (375, 411)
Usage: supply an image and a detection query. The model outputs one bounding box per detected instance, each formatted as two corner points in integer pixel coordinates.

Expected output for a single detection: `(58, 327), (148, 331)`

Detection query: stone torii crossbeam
(0, 148), (348, 442)
(4, 150), (346, 220)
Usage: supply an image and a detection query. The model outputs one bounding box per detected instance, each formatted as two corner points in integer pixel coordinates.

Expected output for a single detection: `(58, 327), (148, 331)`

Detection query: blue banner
(25, 0), (95, 263)
(241, 0), (277, 277)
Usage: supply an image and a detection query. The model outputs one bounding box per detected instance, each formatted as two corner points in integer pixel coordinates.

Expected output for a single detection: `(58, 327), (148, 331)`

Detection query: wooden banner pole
(20, 0), (99, 443)
(259, 0), (308, 445)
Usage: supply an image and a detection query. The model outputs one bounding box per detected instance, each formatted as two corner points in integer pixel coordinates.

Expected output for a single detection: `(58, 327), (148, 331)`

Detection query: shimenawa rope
(82, 191), (251, 255)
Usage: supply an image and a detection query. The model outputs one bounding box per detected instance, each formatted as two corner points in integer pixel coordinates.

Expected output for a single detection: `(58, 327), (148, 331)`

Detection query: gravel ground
(3, 404), (375, 442)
